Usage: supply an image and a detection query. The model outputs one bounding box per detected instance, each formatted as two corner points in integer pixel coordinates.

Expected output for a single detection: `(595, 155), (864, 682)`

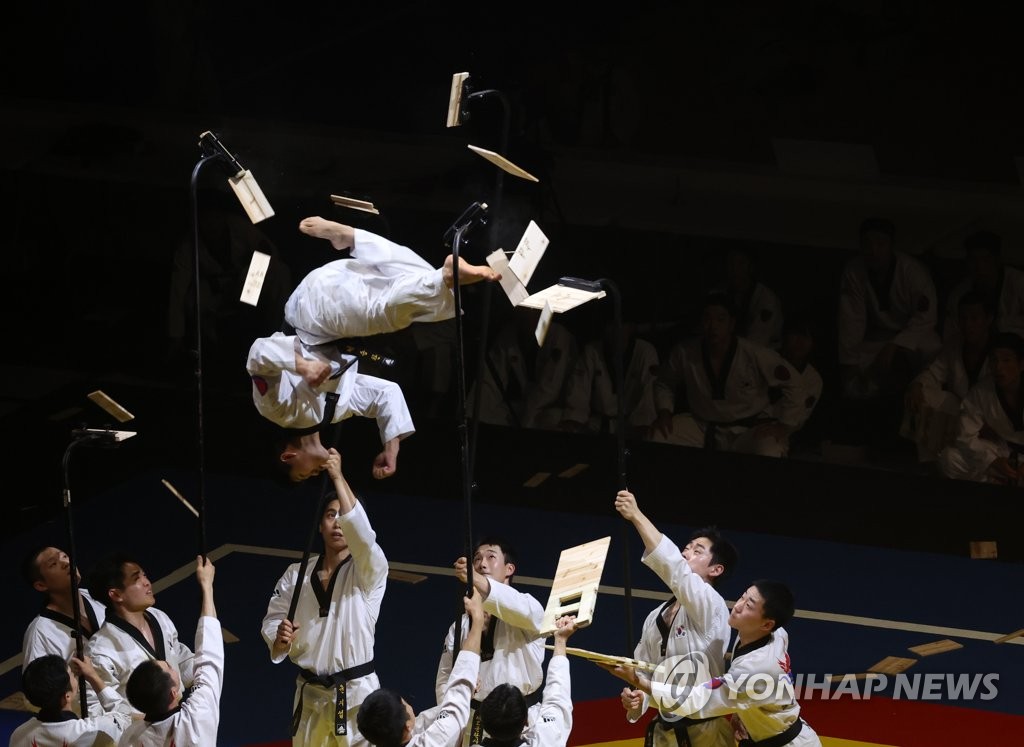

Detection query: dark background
(2, 2), (1024, 558)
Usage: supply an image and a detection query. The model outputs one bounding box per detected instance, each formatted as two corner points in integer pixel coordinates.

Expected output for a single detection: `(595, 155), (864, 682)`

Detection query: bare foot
(298, 216), (354, 252)
(442, 255), (501, 289)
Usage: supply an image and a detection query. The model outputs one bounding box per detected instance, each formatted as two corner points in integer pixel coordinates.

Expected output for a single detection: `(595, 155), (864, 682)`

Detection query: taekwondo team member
(609, 490), (736, 747)
(261, 449), (386, 746)
(119, 556), (223, 746)
(435, 538), (547, 746)
(248, 216), (499, 482)
(21, 545), (107, 709)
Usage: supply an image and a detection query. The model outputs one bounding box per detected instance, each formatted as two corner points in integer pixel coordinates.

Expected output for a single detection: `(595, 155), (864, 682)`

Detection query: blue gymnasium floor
(2, 467), (1023, 745)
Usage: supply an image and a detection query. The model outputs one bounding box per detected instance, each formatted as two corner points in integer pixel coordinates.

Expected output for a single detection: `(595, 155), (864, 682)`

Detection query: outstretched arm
(614, 490), (662, 553)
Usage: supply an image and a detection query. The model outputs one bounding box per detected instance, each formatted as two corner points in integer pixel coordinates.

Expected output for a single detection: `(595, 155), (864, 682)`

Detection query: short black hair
(752, 579), (795, 631)
(126, 660), (174, 716)
(700, 291), (737, 319)
(689, 526), (738, 585)
(86, 552), (137, 608)
(356, 688), (408, 747)
(478, 683), (528, 743)
(319, 490), (342, 516)
(21, 545), (52, 586)
(21, 655), (71, 712)
(474, 537), (517, 568)
(964, 229), (1001, 256)
(859, 217), (895, 239)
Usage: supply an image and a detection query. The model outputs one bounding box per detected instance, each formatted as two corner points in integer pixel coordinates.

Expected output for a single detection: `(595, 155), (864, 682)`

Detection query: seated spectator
(649, 292), (806, 457)
(714, 244), (784, 350)
(468, 308), (578, 430)
(838, 217), (941, 401)
(944, 229), (1024, 341)
(771, 313), (823, 454)
(561, 321), (659, 437)
(902, 290), (994, 463)
(938, 332), (1024, 484)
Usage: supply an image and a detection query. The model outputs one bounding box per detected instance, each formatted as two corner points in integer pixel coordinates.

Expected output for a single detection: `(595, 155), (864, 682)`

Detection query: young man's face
(728, 585), (774, 639)
(33, 547), (78, 594)
(282, 433), (330, 483)
(112, 562), (155, 612)
(860, 229), (893, 272)
(966, 249), (1000, 288)
(473, 544), (515, 585)
(959, 303), (992, 344)
(682, 536), (722, 583)
(990, 348), (1024, 389)
(319, 499), (349, 553)
(701, 305), (735, 347)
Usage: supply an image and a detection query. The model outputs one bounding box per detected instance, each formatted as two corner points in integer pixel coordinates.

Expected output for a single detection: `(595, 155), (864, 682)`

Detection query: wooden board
(908, 639), (962, 657)
(969, 541), (998, 559)
(868, 656), (916, 674)
(539, 536), (611, 635)
(993, 627), (1024, 644)
(545, 644), (657, 672)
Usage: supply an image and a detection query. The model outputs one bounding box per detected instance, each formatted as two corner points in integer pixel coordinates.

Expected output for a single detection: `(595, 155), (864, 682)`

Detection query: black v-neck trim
(310, 554), (351, 617)
(106, 610), (165, 659)
(38, 593), (100, 639)
(703, 337), (738, 400)
(655, 599), (676, 658)
(481, 616), (500, 662)
(732, 633), (772, 663)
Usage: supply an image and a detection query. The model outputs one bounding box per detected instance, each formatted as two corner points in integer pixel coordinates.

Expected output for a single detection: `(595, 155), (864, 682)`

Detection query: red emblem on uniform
(774, 365), (791, 381)
(252, 376), (268, 395)
(779, 652), (792, 674)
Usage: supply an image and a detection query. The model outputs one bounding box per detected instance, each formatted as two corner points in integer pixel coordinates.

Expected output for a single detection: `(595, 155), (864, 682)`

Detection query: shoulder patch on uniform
(774, 365), (791, 381)
(252, 375), (268, 396)
(706, 676), (725, 690)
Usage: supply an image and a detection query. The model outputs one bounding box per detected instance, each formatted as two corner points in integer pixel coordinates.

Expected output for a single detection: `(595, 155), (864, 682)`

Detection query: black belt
(291, 660), (375, 737)
(738, 717), (804, 747)
(644, 712), (720, 747)
(468, 687), (543, 745)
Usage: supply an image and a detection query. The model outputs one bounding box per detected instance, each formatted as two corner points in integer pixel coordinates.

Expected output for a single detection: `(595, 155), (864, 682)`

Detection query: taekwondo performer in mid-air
(248, 216), (500, 482)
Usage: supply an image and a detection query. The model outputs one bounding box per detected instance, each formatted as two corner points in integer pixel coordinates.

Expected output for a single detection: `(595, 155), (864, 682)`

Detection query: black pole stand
(188, 154), (221, 561)
(61, 434), (94, 716)
(558, 276), (635, 650)
(599, 277), (635, 651)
